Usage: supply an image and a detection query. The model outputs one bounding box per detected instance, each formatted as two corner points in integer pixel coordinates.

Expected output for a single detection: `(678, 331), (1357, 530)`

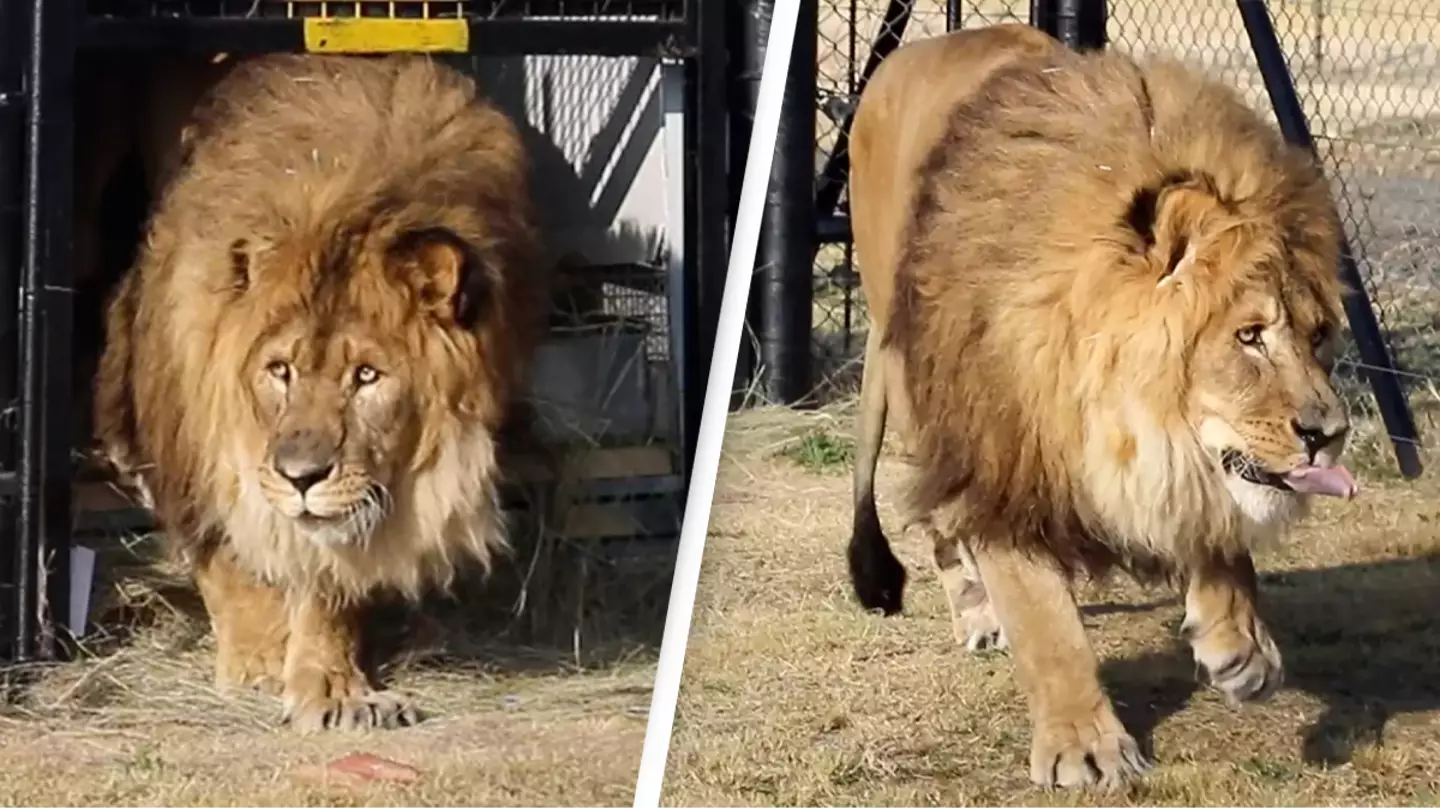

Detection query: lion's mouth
(1220, 450), (1359, 500)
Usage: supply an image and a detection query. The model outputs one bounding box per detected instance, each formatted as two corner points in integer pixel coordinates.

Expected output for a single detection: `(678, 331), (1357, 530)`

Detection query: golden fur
(93, 53), (546, 730)
(847, 25), (1355, 787)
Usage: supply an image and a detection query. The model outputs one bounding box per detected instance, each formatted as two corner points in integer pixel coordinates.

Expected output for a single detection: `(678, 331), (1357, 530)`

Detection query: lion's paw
(1185, 617), (1283, 707)
(956, 602), (1008, 653)
(283, 688), (421, 732)
(1029, 720), (1151, 789)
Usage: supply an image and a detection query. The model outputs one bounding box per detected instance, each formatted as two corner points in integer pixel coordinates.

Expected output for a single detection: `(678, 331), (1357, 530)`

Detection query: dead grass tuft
(0, 487), (668, 806)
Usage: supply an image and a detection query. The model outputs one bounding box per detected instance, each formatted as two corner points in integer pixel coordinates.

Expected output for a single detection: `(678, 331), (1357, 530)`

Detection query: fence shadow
(1099, 553), (1440, 766)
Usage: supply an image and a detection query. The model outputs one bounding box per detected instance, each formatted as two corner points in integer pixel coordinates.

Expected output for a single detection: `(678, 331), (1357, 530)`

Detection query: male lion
(847, 24), (1358, 787)
(93, 54), (546, 731)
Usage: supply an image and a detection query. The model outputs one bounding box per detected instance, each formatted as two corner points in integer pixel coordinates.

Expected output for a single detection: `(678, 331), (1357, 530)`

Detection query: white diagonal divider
(631, 0), (804, 806)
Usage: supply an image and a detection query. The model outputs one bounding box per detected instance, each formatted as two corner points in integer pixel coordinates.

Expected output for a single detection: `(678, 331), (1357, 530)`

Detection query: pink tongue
(1283, 464), (1358, 499)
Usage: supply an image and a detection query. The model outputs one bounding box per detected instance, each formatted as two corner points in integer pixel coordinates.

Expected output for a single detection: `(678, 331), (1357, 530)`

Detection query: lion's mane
(888, 47), (1344, 575)
(94, 54), (546, 602)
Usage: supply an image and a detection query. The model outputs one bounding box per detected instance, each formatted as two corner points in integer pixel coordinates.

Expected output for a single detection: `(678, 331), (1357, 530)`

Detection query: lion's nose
(1292, 418), (1347, 458)
(276, 459), (334, 495)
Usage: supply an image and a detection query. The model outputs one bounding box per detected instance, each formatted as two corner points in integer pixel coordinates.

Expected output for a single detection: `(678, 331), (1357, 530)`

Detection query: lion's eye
(1236, 325), (1264, 347)
(266, 361), (292, 383)
(354, 364), (381, 386)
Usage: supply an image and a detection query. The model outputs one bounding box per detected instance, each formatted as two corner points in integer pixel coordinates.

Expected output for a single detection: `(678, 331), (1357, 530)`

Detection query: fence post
(1236, 0), (1423, 479)
(14, 0), (77, 661)
(1060, 0), (1107, 50)
(748, 0), (815, 404)
(0, 0), (28, 661)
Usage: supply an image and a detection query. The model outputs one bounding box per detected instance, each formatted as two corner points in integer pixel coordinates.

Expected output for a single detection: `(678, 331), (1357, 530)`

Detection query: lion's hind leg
(281, 593), (420, 732)
(969, 534), (1150, 788)
(194, 550), (287, 694)
(1182, 552), (1283, 706)
(921, 513), (1006, 652)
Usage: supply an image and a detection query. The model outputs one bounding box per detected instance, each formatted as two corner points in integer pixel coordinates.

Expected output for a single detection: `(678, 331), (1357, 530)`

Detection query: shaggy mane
(885, 46), (1344, 575)
(94, 54), (546, 602)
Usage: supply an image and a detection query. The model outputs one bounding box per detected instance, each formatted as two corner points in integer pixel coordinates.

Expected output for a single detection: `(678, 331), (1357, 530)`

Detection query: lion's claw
(958, 602), (1008, 653)
(283, 689), (421, 732)
(1186, 617), (1283, 707)
(1030, 724), (1150, 789)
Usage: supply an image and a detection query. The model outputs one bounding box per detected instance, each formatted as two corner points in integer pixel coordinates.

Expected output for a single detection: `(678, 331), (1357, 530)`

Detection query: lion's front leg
(194, 551), (287, 694)
(1182, 552), (1282, 706)
(971, 539), (1150, 789)
(280, 593), (419, 732)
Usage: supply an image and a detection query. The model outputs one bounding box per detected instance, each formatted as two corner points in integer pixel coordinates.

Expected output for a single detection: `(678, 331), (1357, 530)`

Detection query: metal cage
(0, 0), (731, 662)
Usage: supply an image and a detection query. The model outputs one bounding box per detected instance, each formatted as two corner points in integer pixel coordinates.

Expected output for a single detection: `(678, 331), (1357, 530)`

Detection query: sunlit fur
(94, 54), (547, 606)
(886, 34), (1348, 577)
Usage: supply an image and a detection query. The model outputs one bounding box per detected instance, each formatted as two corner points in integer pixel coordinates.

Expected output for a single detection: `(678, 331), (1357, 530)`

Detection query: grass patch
(774, 427), (855, 474)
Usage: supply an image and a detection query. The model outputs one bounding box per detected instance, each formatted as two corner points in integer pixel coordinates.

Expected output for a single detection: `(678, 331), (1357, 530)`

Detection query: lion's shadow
(1097, 552), (1440, 767)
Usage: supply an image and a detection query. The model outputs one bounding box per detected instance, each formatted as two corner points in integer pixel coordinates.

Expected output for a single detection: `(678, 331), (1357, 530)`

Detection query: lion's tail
(847, 329), (908, 615)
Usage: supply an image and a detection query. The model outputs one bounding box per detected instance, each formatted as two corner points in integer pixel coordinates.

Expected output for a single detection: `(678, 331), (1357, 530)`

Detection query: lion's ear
(387, 228), (488, 326)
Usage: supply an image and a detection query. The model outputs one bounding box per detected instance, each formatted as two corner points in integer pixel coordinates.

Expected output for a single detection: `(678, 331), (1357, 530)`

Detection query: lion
(846, 24), (1358, 788)
(93, 53), (547, 731)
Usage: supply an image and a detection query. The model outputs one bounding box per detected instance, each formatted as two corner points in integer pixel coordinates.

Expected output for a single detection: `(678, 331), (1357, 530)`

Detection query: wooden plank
(507, 445), (675, 484)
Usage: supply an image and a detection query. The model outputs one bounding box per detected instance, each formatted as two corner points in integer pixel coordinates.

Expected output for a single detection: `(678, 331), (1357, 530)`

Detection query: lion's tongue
(1283, 464), (1358, 499)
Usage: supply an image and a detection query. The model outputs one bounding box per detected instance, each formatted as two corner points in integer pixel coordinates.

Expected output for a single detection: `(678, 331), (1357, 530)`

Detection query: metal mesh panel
(84, 0), (683, 19)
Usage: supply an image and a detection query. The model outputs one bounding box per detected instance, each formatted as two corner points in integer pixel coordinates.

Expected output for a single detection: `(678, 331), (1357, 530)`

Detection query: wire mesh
(84, 0), (684, 20)
(812, 0), (1438, 470)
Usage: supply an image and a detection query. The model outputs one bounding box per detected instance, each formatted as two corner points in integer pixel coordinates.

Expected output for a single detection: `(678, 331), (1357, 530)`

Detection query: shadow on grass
(1100, 552), (1440, 767)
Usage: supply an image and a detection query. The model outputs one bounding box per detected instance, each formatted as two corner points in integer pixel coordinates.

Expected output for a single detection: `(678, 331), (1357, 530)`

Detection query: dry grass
(0, 524), (669, 807)
(664, 404), (1440, 807)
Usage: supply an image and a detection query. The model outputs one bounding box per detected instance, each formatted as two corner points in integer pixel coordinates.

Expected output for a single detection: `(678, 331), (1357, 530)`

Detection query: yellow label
(303, 18), (469, 54)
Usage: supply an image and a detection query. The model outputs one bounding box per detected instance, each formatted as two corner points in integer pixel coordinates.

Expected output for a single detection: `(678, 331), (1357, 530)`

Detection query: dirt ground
(0, 534), (667, 807)
(664, 404), (1440, 807)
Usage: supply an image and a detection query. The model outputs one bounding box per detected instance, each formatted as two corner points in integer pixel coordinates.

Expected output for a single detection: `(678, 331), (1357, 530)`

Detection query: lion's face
(248, 319), (415, 545)
(1187, 279), (1354, 521)
(235, 228), (492, 548)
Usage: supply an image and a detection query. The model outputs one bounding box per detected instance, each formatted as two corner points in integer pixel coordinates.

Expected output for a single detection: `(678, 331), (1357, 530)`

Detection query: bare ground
(664, 404), (1440, 807)
(0, 532), (668, 807)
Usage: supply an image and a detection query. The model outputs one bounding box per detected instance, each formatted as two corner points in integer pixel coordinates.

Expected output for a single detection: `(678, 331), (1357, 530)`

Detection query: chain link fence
(811, 0), (1438, 472)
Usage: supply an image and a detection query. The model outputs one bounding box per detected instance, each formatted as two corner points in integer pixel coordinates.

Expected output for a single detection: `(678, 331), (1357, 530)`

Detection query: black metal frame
(750, 0), (1422, 459)
(0, 0), (732, 662)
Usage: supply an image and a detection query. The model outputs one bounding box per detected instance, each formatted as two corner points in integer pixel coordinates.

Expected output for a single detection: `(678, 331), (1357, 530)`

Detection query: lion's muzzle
(271, 430), (341, 497)
(1283, 402), (1355, 499)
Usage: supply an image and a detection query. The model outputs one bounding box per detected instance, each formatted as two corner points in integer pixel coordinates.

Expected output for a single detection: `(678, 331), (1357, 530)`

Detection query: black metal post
(729, 0), (759, 409)
(1030, 0), (1056, 37)
(812, 0), (909, 220)
(946, 0), (962, 31)
(683, 0), (730, 484)
(0, 0), (28, 661)
(747, 0), (815, 404)
(1237, 0), (1422, 479)
(16, 0), (77, 661)
(1055, 0), (1106, 51)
